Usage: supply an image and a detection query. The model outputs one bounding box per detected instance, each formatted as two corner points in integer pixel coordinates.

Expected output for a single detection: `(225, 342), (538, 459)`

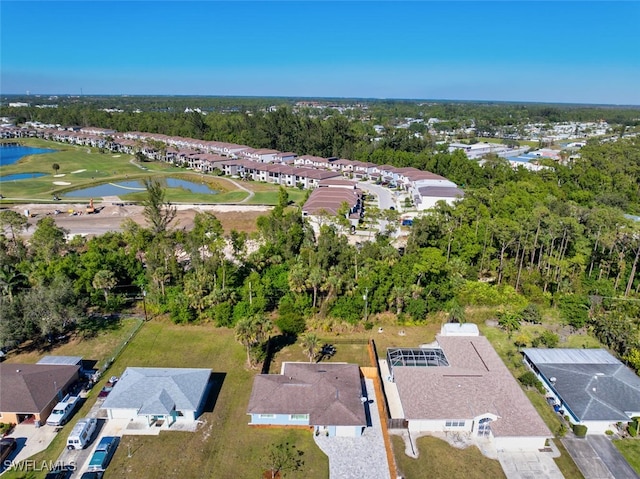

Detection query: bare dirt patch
(12, 202), (270, 237)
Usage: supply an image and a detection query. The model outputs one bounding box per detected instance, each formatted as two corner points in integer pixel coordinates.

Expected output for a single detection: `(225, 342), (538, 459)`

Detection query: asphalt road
(562, 435), (639, 479)
(357, 182), (398, 210)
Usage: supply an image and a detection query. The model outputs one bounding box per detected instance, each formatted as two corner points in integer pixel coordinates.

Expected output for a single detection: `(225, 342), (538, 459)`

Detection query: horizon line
(2, 93), (639, 108)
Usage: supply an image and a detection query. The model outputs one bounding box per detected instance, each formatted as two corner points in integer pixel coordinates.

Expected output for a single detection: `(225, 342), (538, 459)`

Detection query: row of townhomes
(1, 125), (464, 218)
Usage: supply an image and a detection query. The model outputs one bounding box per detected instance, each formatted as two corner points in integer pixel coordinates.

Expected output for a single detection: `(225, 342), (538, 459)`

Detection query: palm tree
(235, 315), (273, 368)
(236, 317), (257, 368)
(300, 333), (320, 363)
(0, 265), (27, 302)
(92, 269), (117, 303)
(306, 267), (324, 309)
(447, 300), (466, 324)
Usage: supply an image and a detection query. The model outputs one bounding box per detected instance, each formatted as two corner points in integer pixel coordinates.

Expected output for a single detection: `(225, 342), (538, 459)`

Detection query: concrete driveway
(3, 423), (59, 465)
(314, 378), (390, 479)
(562, 435), (639, 479)
(498, 447), (564, 479)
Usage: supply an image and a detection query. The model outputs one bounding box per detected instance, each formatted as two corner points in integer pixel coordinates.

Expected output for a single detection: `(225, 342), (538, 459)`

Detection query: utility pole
(363, 288), (368, 323)
(142, 289), (148, 321)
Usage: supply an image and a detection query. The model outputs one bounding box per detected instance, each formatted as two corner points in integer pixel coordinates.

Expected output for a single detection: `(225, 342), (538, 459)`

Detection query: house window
(259, 414), (276, 419)
(445, 420), (465, 428)
(289, 414), (309, 421)
(477, 418), (492, 437)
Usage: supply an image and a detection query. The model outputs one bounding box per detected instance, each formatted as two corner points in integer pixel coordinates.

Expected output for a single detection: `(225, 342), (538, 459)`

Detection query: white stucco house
(102, 367), (211, 429)
(383, 324), (551, 452)
(522, 348), (640, 434)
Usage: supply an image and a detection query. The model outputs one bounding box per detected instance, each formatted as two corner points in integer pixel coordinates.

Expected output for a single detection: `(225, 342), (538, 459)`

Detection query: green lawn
(0, 139), (306, 206)
(391, 435), (506, 479)
(613, 439), (640, 475)
(2, 317), (142, 367)
(3, 318), (329, 479)
(103, 320), (329, 479)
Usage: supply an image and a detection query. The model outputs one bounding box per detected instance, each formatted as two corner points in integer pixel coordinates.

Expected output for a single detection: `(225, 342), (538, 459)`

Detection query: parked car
(80, 472), (104, 479)
(67, 417), (97, 450)
(88, 436), (119, 472)
(44, 465), (72, 479)
(46, 394), (80, 426)
(0, 437), (17, 463)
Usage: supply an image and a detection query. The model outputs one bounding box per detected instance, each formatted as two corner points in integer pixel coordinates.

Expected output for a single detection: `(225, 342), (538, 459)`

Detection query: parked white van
(67, 417), (97, 450)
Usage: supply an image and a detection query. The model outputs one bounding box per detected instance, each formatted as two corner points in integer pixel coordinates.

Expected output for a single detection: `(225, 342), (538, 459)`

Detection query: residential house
(522, 348), (640, 434)
(102, 367), (211, 429)
(0, 363), (80, 424)
(247, 363), (367, 437)
(383, 324), (551, 452)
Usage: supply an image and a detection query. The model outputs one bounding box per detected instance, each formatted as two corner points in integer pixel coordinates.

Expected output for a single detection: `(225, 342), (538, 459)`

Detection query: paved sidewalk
(314, 378), (390, 479)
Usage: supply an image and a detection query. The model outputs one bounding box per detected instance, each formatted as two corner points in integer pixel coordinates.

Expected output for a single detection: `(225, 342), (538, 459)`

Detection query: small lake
(0, 145), (57, 167)
(65, 178), (218, 197)
(1, 172), (47, 181)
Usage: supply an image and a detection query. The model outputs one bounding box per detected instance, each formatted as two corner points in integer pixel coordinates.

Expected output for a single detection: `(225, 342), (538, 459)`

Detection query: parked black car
(0, 437), (17, 463)
(80, 472), (104, 479)
(44, 465), (72, 479)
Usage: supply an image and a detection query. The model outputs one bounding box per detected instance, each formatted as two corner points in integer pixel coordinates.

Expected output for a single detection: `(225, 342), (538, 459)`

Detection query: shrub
(605, 430), (614, 436)
(513, 332), (530, 348)
(573, 424), (588, 438)
(213, 302), (233, 327)
(521, 303), (542, 324)
(329, 296), (364, 324)
(558, 295), (589, 329)
(518, 371), (538, 388)
(629, 422), (638, 437)
(556, 423), (567, 437)
(518, 371), (546, 394)
(0, 422), (13, 435)
(532, 330), (559, 348)
(275, 315), (306, 336)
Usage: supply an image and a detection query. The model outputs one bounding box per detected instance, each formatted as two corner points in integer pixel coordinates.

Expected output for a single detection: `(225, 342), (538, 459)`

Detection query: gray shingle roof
(247, 363), (366, 426)
(523, 348), (640, 422)
(102, 367), (211, 414)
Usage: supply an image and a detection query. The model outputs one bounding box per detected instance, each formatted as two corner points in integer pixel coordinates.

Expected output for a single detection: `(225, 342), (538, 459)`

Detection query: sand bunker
(71, 169), (86, 174)
(112, 155), (121, 158)
(54, 174), (66, 177)
(53, 181), (71, 186)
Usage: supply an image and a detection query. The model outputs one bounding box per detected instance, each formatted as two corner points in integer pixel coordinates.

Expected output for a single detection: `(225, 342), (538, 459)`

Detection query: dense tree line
(1, 103), (639, 369)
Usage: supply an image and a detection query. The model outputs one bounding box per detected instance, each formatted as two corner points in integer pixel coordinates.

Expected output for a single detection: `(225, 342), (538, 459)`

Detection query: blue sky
(1, 1), (639, 104)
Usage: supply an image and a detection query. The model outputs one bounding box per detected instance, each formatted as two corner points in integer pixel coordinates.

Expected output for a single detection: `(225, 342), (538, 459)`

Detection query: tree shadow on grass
(262, 334), (298, 374)
(75, 314), (122, 339)
(201, 372), (226, 414)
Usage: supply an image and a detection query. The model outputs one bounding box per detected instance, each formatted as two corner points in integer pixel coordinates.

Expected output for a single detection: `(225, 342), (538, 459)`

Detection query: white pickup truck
(46, 394), (80, 426)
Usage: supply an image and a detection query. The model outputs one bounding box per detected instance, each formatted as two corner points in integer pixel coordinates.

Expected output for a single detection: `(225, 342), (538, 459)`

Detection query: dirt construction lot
(12, 198), (271, 238)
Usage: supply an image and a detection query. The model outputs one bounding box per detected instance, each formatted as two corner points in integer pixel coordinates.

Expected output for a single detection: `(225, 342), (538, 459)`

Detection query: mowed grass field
(0, 139), (306, 205)
(614, 439), (640, 475)
(103, 319), (329, 479)
(391, 435), (506, 479)
(2, 318), (329, 479)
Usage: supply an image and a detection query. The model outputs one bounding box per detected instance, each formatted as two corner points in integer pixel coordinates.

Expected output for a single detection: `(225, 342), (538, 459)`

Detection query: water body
(0, 145), (56, 167)
(1, 172), (47, 181)
(65, 178), (218, 197)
